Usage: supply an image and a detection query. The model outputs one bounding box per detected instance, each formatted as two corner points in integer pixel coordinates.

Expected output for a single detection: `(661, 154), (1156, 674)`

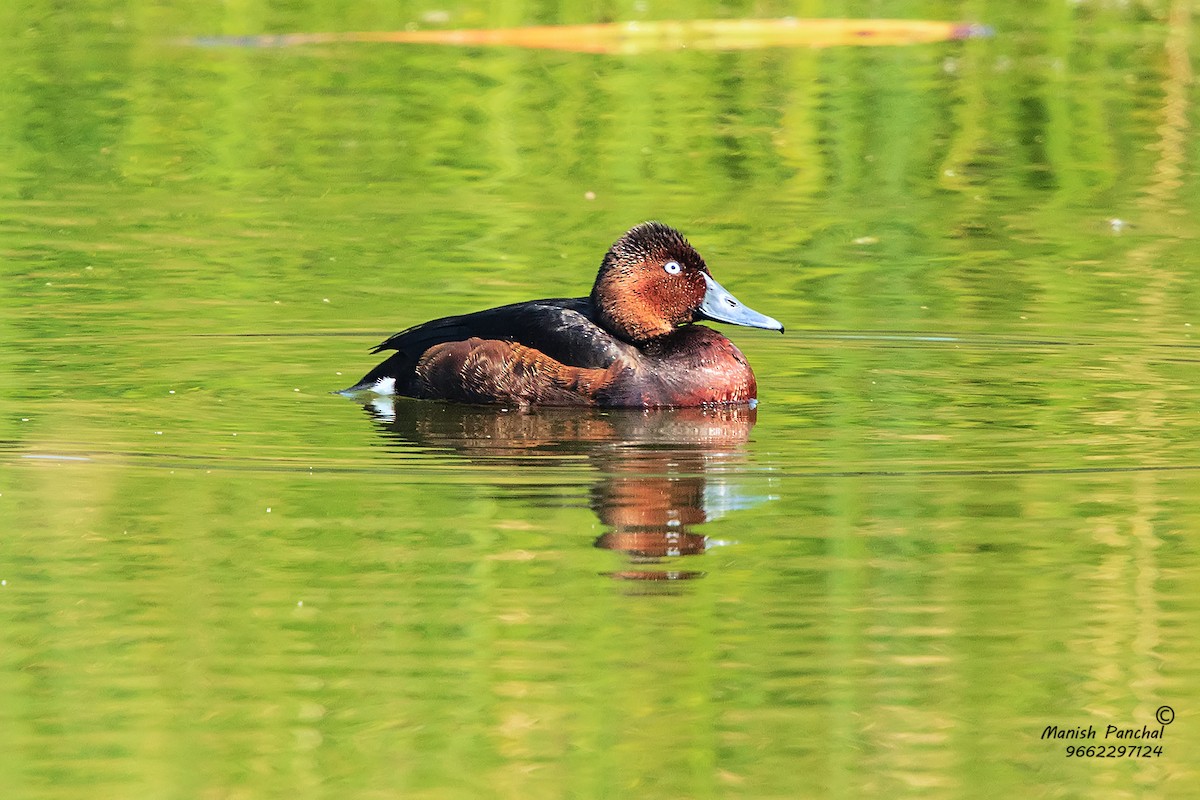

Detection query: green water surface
(2, 1), (1199, 798)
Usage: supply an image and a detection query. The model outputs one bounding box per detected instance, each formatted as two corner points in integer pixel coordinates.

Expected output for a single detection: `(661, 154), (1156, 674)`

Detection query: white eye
(663, 260), (682, 275)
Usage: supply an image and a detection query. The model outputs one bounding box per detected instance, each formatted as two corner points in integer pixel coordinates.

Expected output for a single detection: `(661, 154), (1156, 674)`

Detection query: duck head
(590, 221), (784, 344)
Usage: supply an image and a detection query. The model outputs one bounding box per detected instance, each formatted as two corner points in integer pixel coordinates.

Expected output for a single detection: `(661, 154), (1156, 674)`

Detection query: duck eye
(663, 261), (682, 275)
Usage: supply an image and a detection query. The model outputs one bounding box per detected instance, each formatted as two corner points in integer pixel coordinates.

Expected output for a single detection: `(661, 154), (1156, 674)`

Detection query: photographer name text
(1040, 724), (1164, 741)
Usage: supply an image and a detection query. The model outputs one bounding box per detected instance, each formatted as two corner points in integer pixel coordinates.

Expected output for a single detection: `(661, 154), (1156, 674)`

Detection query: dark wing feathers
(345, 298), (631, 394)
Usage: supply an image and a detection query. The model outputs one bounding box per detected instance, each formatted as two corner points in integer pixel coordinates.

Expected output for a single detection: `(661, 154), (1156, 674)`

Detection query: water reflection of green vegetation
(3, 2), (1195, 355)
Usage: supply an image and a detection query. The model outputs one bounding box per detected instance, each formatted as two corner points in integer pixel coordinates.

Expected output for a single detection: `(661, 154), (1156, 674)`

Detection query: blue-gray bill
(698, 272), (785, 333)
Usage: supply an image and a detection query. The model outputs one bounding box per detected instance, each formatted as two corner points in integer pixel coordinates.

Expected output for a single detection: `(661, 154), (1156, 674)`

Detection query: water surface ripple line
(15, 330), (1199, 351)
(11, 451), (1200, 480)
(177, 329), (1200, 350)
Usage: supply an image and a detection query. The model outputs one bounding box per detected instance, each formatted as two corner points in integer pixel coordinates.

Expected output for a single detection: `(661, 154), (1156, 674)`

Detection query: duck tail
(336, 351), (412, 396)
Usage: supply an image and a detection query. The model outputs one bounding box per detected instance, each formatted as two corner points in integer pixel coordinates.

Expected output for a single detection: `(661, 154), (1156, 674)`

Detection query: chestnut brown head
(590, 222), (783, 344)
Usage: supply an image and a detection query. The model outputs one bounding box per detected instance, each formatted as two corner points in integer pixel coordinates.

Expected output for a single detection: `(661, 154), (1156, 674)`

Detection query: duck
(342, 221), (783, 408)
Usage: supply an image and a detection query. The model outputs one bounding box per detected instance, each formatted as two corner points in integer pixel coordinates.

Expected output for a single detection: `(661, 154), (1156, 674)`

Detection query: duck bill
(698, 273), (784, 333)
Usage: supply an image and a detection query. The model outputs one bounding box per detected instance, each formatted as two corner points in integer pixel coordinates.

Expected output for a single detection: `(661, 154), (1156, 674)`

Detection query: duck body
(344, 222), (781, 409)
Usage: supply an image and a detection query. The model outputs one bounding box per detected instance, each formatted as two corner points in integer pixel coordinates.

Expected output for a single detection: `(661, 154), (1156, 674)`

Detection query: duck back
(344, 298), (633, 398)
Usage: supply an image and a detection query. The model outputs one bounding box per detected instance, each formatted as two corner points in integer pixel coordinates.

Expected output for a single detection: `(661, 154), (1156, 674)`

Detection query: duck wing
(344, 297), (630, 394)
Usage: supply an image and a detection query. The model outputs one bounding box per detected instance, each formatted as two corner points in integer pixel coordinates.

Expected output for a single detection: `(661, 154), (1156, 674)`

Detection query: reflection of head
(595, 530), (709, 558)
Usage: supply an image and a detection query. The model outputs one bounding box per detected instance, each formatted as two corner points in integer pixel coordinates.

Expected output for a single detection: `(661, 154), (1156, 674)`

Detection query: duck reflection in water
(359, 398), (776, 586)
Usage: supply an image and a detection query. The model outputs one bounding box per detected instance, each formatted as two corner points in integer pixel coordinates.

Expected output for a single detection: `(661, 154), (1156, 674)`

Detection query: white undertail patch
(371, 377), (397, 396)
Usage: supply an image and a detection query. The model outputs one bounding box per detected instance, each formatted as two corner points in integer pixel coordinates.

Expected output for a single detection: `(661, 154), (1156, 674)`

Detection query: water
(3, 2), (1200, 798)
